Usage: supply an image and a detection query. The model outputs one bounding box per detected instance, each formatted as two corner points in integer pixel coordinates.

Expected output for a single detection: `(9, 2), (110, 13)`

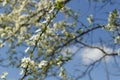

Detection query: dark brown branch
(20, 65), (29, 80)
(57, 25), (104, 49)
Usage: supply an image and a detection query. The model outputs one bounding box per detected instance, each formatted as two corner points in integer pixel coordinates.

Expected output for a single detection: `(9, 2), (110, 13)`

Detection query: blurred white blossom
(38, 60), (48, 68)
(21, 57), (35, 68)
(118, 48), (120, 55)
(0, 72), (8, 79)
(25, 47), (30, 53)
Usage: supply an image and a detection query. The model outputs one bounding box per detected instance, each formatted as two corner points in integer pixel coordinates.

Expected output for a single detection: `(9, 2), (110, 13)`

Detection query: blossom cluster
(20, 57), (49, 75)
(106, 9), (119, 31)
(105, 9), (120, 46)
(0, 0), (77, 79)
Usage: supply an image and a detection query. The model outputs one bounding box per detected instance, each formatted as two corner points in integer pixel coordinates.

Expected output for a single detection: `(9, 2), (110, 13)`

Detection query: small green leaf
(55, 1), (65, 9)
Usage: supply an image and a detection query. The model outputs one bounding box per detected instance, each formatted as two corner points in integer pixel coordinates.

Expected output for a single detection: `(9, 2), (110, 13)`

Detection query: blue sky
(60, 0), (120, 80)
(1, 0), (120, 80)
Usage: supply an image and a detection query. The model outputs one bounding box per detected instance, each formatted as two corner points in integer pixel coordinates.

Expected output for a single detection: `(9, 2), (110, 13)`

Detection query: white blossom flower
(48, 6), (55, 13)
(59, 71), (63, 77)
(19, 14), (29, 21)
(0, 28), (4, 33)
(29, 34), (39, 40)
(20, 57), (36, 75)
(0, 72), (8, 79)
(1, 33), (7, 38)
(87, 15), (93, 24)
(114, 36), (120, 44)
(21, 57), (35, 68)
(3, 0), (8, 6)
(38, 60), (48, 68)
(46, 49), (53, 53)
(118, 48), (120, 55)
(25, 47), (30, 53)
(20, 69), (24, 75)
(106, 24), (115, 31)
(35, 28), (41, 33)
(59, 67), (65, 77)
(0, 43), (5, 48)
(21, 57), (30, 63)
(57, 61), (63, 66)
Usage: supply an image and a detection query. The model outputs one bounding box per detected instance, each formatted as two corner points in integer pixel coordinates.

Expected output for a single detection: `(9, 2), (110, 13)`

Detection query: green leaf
(55, 1), (65, 9)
